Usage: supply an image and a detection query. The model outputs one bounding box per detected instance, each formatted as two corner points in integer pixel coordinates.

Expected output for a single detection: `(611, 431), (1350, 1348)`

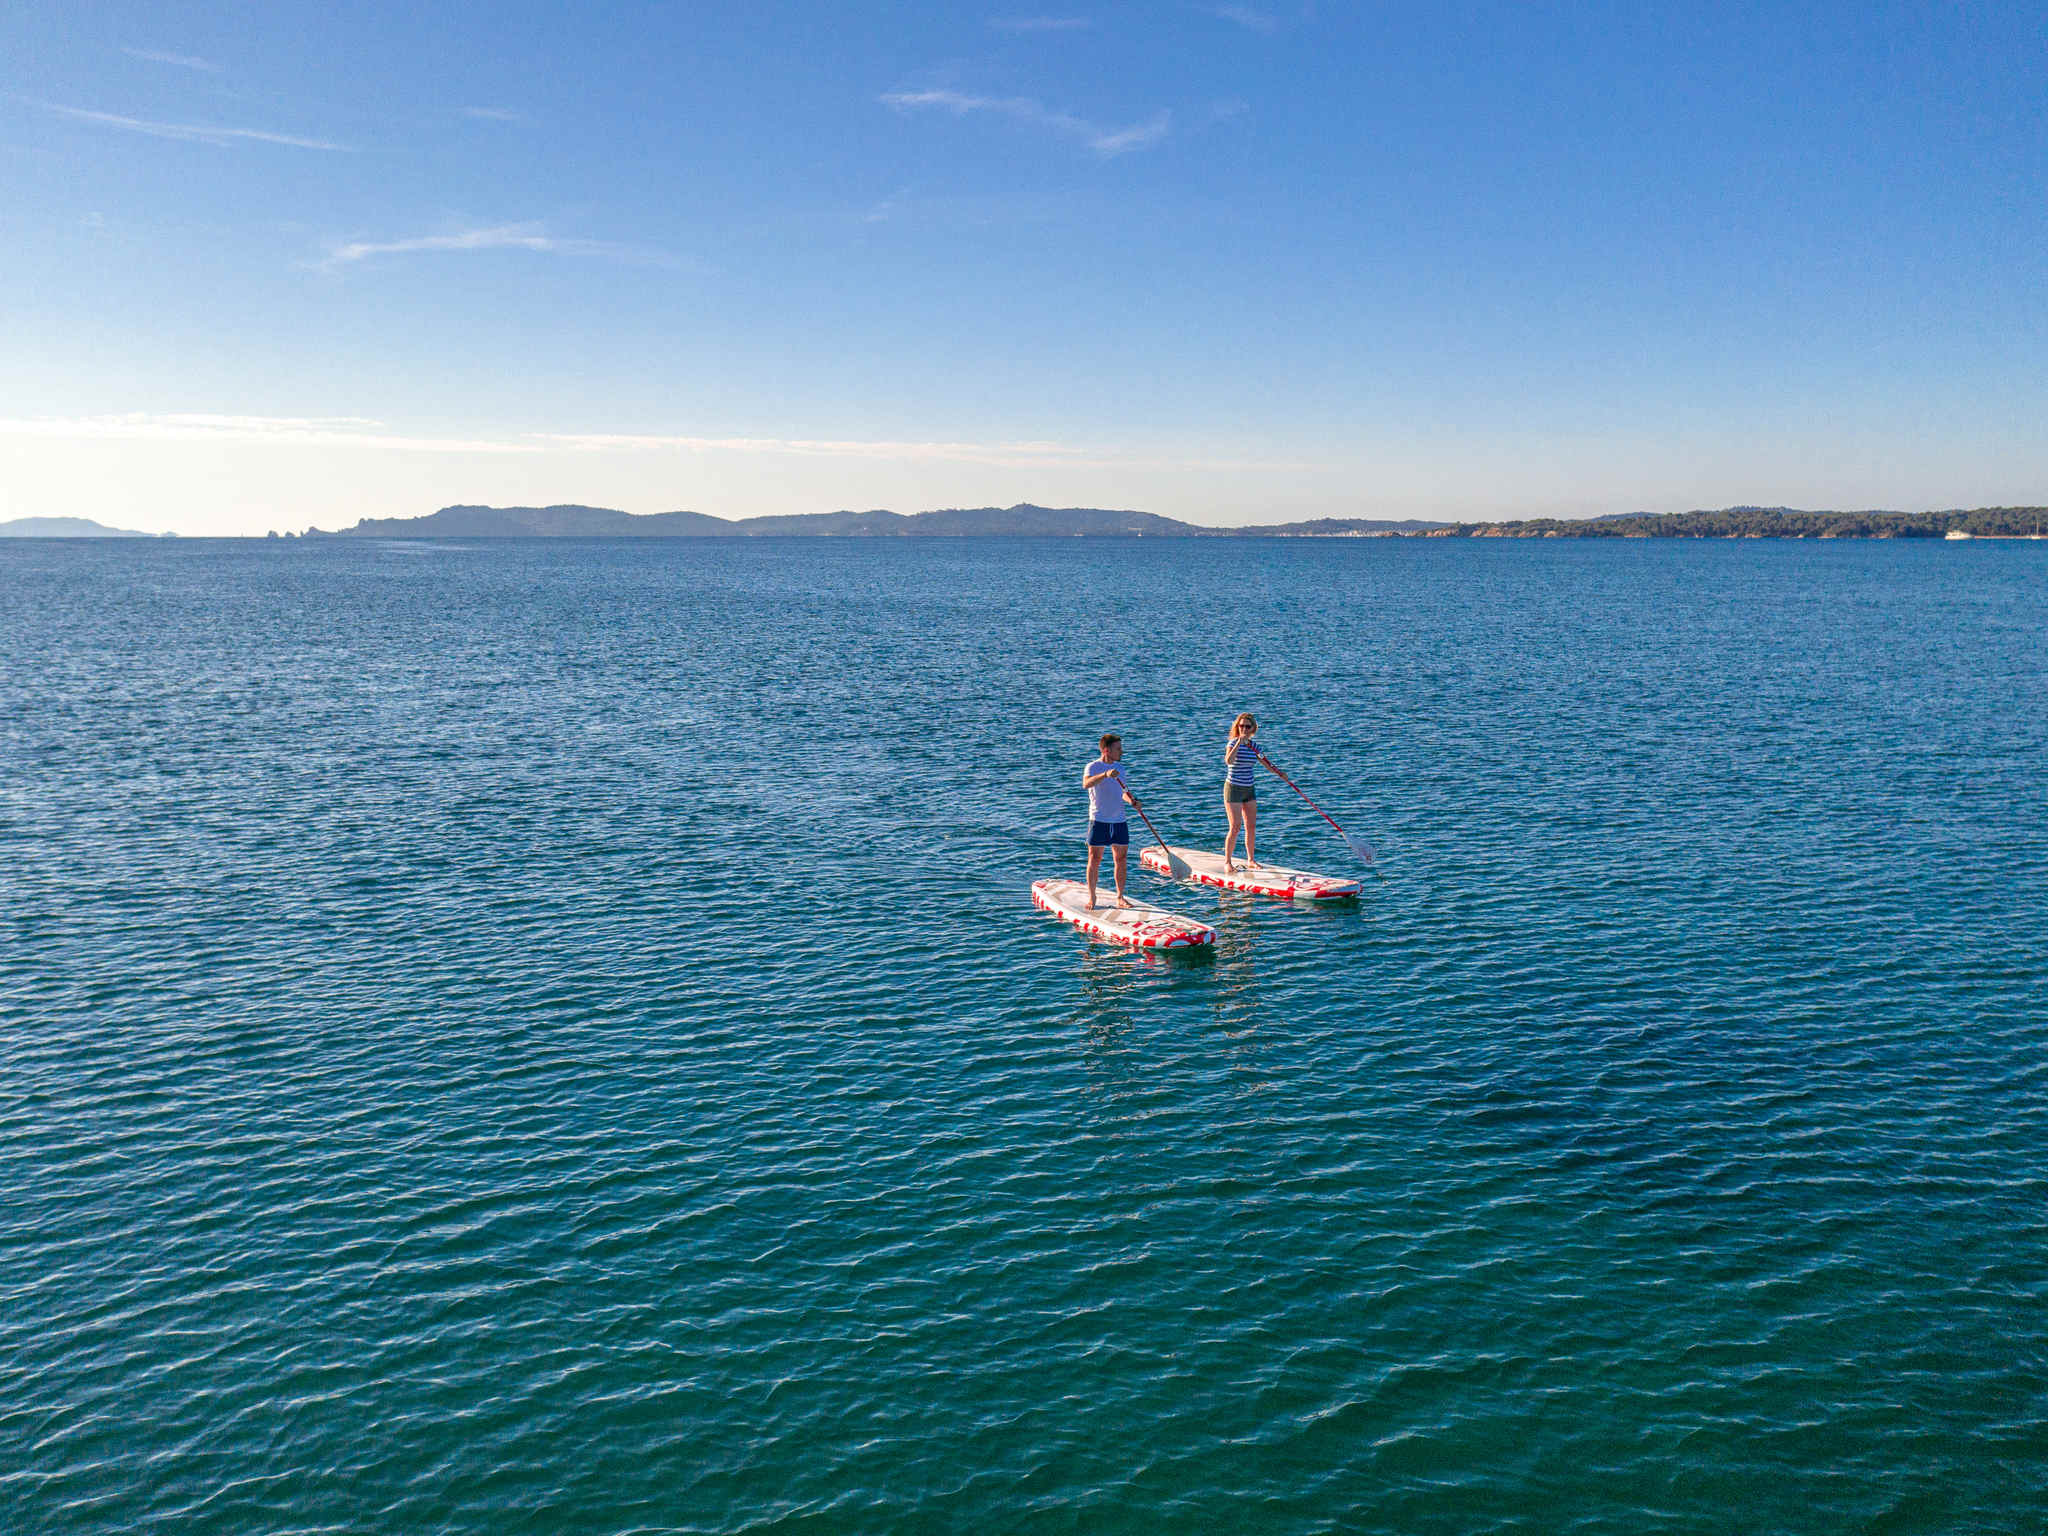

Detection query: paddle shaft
(1112, 770), (1178, 859)
(1262, 758), (1354, 838)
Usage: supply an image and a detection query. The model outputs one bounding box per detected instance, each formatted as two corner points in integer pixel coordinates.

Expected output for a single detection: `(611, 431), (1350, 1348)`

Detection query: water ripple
(2, 537), (2045, 1533)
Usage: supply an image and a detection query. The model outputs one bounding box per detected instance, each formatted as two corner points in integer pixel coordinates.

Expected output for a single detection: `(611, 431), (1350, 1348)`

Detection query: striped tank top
(1225, 737), (1260, 786)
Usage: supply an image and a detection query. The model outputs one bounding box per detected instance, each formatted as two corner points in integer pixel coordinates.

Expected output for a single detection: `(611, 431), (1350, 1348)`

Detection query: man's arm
(1083, 769), (1116, 788)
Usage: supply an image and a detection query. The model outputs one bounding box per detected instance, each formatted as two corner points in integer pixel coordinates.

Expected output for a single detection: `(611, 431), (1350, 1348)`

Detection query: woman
(1222, 712), (1267, 872)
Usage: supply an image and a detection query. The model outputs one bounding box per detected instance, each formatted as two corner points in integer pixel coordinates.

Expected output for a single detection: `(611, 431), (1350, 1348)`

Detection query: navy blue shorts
(1087, 820), (1130, 847)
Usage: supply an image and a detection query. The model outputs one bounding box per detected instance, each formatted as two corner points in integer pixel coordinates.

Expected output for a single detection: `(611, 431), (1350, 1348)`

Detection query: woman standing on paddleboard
(1223, 712), (1268, 873)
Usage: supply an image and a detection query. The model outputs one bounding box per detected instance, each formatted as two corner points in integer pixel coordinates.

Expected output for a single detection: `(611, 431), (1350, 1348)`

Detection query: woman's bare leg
(1223, 799), (1242, 870)
(1245, 800), (1258, 865)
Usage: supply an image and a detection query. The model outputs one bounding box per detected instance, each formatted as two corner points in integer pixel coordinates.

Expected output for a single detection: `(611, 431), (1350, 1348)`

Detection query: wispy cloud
(1090, 113), (1174, 155)
(862, 187), (911, 224)
(1207, 5), (1279, 32)
(0, 414), (1315, 471)
(460, 106), (521, 121)
(123, 48), (221, 71)
(314, 223), (668, 271)
(881, 89), (1169, 156)
(535, 432), (1103, 468)
(988, 16), (1093, 31)
(534, 433), (1315, 473)
(0, 414), (531, 454)
(38, 102), (348, 150)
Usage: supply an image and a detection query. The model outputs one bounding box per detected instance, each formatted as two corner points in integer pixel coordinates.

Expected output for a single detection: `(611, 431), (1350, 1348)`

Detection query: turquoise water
(3, 537), (2044, 1533)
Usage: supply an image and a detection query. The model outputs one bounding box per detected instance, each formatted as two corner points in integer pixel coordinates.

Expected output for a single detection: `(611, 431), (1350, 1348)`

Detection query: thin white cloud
(1089, 112), (1173, 155)
(862, 188), (911, 224)
(1207, 5), (1279, 32)
(535, 433), (1314, 473)
(988, 16), (1093, 30)
(0, 414), (532, 454)
(39, 102), (348, 150)
(881, 89), (1169, 156)
(536, 432), (1099, 467)
(460, 106), (521, 121)
(0, 414), (1316, 472)
(314, 223), (669, 271)
(123, 48), (222, 71)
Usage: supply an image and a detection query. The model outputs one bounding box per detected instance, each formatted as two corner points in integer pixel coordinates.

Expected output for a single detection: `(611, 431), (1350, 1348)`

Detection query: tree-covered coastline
(1419, 506), (2048, 538)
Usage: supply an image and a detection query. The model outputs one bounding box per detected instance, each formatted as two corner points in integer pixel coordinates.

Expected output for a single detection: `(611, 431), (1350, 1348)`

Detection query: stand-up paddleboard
(1139, 845), (1362, 900)
(1031, 879), (1215, 949)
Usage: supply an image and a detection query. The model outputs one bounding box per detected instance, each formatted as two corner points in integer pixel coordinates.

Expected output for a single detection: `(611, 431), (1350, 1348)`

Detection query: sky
(2, 1), (2044, 534)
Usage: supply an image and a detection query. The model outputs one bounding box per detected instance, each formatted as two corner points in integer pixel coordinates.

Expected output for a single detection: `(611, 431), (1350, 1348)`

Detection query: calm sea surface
(3, 537), (2045, 1533)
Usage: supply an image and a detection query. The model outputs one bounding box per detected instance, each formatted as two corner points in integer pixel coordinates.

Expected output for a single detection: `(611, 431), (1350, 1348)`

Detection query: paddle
(1261, 757), (1379, 869)
(1113, 769), (1193, 880)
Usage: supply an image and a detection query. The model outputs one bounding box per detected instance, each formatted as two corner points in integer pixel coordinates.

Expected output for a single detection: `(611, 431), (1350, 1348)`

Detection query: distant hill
(0, 516), (158, 538)
(313, 503), (1445, 538)
(321, 504), (735, 537)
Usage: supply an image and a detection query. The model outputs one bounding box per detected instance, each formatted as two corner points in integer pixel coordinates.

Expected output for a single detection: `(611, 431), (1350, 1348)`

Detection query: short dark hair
(1099, 733), (1121, 752)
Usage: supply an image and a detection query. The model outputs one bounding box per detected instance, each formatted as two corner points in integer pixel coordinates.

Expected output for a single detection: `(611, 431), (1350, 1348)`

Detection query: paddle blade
(1345, 832), (1378, 866)
(1166, 849), (1194, 881)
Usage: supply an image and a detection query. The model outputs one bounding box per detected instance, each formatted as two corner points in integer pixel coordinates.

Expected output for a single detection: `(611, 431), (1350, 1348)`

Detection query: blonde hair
(1230, 712), (1257, 737)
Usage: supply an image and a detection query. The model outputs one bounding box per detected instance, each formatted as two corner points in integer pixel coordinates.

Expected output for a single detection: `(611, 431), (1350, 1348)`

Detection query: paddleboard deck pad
(1031, 879), (1216, 949)
(1140, 845), (1362, 899)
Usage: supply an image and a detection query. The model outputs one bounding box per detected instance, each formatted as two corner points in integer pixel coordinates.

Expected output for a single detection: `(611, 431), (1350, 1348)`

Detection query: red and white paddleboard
(1139, 845), (1362, 900)
(1031, 879), (1216, 949)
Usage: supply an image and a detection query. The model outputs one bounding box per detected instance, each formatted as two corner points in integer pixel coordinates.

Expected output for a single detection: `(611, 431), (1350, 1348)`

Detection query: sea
(3, 535), (2044, 1534)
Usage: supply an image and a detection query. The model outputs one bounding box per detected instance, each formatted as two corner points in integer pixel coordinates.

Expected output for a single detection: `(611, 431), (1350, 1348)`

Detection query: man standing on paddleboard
(1082, 733), (1144, 909)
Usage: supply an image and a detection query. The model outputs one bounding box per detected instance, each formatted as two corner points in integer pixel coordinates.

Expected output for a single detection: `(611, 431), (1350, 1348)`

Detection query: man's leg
(1112, 841), (1131, 906)
(1086, 844), (1103, 908)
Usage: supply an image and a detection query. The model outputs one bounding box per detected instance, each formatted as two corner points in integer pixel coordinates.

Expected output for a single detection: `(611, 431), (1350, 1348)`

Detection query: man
(1081, 733), (1144, 909)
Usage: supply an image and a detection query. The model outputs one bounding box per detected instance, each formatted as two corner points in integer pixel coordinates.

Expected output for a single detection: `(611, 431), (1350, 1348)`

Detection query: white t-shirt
(1085, 759), (1129, 823)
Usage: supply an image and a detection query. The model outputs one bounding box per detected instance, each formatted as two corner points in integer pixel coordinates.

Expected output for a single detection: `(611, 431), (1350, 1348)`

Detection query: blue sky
(3, 2), (2043, 533)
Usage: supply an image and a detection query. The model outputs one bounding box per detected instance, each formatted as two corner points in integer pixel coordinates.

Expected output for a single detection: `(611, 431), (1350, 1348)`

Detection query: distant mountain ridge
(311, 503), (1445, 538)
(0, 516), (160, 537)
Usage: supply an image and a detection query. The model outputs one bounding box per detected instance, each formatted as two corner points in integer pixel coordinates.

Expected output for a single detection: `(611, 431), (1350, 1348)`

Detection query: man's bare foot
(1223, 861), (1237, 873)
(1115, 895), (1133, 908)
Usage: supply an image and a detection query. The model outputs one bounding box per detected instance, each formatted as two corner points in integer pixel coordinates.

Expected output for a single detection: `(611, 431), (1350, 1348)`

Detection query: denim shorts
(1087, 819), (1131, 846)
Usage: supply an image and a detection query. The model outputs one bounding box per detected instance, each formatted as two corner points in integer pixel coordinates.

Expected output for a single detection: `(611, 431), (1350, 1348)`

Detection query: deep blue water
(2, 536), (2044, 1533)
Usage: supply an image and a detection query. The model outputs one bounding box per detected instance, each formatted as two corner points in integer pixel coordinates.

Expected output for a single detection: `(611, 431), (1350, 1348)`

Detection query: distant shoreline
(6, 504), (2045, 542)
(295, 502), (2048, 542)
